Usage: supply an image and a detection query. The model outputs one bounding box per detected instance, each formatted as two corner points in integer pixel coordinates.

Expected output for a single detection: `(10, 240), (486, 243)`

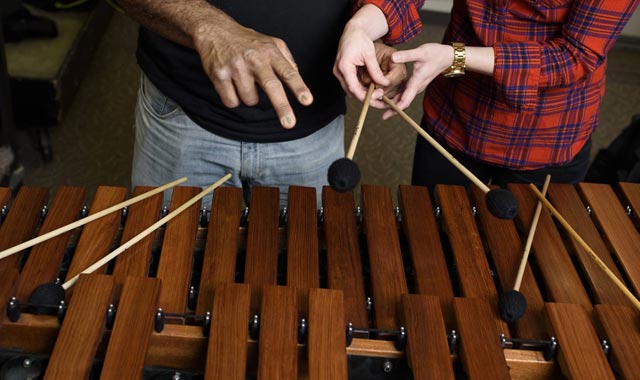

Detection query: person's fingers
(391, 47), (424, 64)
(380, 68), (406, 99)
(368, 87), (388, 109)
(230, 57), (260, 106)
(272, 56), (313, 106)
(382, 93), (403, 120)
(208, 66), (241, 108)
(274, 38), (299, 70)
(369, 97), (387, 109)
(333, 63), (350, 96)
(233, 81), (259, 106)
(395, 80), (420, 110)
(357, 67), (373, 86)
(385, 64), (407, 84)
(254, 65), (297, 128)
(363, 51), (390, 86)
(372, 87), (384, 100)
(213, 80), (241, 108)
(340, 63), (367, 101)
(382, 109), (396, 120)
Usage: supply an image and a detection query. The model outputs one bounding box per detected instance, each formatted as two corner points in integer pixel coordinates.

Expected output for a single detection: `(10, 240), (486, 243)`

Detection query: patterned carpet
(14, 10), (640, 204)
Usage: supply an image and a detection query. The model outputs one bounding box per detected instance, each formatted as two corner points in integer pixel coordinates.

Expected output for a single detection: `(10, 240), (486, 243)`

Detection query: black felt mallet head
(328, 158), (361, 193)
(485, 188), (519, 220)
(498, 176), (551, 323)
(498, 289), (527, 323)
(28, 282), (65, 314)
(380, 95), (520, 220)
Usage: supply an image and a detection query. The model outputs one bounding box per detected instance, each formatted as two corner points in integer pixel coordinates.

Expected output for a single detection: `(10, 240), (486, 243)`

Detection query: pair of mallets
(0, 174), (232, 310)
(500, 175), (640, 322)
(329, 85), (640, 321)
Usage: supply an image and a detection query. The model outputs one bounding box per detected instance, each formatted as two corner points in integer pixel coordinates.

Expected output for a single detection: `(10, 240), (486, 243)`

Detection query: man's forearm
(118, 0), (235, 48)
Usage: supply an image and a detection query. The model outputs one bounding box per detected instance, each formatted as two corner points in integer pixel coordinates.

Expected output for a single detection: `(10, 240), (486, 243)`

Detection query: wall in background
(624, 10), (640, 37)
(422, 1), (640, 38)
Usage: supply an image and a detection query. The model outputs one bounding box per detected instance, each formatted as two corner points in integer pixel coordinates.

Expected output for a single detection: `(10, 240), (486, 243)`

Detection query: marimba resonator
(1, 181), (640, 379)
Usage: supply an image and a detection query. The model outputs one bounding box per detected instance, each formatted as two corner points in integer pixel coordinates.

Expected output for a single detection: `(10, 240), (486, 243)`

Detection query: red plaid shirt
(423, 0), (640, 169)
(358, 0), (426, 44)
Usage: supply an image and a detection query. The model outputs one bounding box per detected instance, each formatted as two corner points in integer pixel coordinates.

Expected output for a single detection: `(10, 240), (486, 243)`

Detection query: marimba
(1, 181), (639, 379)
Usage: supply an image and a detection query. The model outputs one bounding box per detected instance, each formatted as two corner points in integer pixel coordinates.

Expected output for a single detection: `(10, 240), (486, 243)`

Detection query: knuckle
(261, 41), (279, 54)
(279, 67), (299, 80)
(244, 97), (259, 106)
(222, 98), (239, 108)
(262, 78), (282, 90)
(239, 89), (259, 106)
(242, 48), (257, 59)
(347, 84), (361, 95)
(364, 50), (377, 59)
(275, 103), (292, 115)
(272, 38), (286, 50)
(213, 67), (231, 81)
(230, 58), (247, 73)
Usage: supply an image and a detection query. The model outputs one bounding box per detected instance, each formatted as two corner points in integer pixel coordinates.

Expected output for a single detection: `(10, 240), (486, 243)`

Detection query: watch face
(444, 71), (464, 78)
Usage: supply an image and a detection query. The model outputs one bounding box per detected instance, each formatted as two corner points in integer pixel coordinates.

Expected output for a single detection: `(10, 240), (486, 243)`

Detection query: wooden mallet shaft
(513, 174), (551, 291)
(0, 177), (188, 261)
(529, 183), (640, 312)
(63, 173), (232, 289)
(346, 83), (376, 160)
(381, 96), (490, 193)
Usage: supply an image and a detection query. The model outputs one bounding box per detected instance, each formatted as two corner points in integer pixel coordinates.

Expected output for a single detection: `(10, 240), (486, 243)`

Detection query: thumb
(363, 54), (390, 87)
(392, 48), (422, 64)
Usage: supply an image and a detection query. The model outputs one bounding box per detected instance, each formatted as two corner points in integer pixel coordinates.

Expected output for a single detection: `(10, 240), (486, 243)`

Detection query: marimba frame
(0, 181), (639, 379)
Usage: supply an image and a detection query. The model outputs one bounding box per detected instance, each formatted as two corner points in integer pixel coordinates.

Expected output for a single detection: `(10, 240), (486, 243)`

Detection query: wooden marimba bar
(0, 181), (640, 379)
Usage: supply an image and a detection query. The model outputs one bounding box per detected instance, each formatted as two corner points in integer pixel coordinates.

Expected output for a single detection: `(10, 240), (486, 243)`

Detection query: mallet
(28, 174), (232, 312)
(499, 174), (550, 322)
(328, 83), (375, 192)
(382, 96), (518, 220)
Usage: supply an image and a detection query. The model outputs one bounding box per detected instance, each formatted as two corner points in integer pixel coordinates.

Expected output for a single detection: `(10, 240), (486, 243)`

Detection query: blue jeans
(132, 75), (344, 208)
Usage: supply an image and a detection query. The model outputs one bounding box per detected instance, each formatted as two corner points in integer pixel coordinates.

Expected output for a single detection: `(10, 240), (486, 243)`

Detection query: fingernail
(281, 115), (295, 128)
(299, 93), (312, 104)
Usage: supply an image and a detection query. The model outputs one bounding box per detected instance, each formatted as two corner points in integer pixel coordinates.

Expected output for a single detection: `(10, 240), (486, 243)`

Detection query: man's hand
(117, 1), (313, 128)
(193, 22), (313, 129)
(363, 42), (407, 110)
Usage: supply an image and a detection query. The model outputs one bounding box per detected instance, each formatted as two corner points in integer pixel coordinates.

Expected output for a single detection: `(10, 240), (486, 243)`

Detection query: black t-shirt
(136, 0), (351, 143)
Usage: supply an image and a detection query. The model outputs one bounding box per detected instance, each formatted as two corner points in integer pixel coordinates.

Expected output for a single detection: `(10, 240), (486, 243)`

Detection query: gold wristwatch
(443, 42), (466, 78)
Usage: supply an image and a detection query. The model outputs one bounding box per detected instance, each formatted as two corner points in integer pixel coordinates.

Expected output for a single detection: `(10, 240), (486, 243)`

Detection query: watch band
(444, 42), (466, 78)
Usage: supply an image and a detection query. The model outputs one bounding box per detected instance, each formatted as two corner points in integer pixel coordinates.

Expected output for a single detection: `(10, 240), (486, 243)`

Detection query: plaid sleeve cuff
(356, 0), (423, 45)
(493, 42), (541, 113)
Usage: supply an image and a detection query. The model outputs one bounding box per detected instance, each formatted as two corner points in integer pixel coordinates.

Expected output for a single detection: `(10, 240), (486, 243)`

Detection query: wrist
(443, 44), (455, 71)
(465, 46), (495, 76)
(443, 42), (466, 78)
(347, 4), (389, 40)
(189, 5), (236, 46)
